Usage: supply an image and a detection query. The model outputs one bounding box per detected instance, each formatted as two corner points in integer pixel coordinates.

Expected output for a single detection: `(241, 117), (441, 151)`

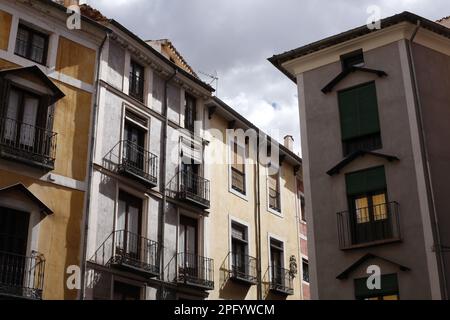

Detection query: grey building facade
(270, 12), (450, 300)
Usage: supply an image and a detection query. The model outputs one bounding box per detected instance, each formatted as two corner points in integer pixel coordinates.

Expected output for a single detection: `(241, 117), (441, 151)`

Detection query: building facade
(270, 12), (450, 300)
(0, 0), (105, 300)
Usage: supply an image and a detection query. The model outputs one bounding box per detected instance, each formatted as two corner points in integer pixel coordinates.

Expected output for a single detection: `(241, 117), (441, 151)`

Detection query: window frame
(14, 23), (49, 66)
(228, 137), (248, 199)
(129, 60), (145, 102)
(184, 93), (197, 133)
(267, 165), (282, 216)
(302, 258), (310, 284)
(230, 221), (249, 273)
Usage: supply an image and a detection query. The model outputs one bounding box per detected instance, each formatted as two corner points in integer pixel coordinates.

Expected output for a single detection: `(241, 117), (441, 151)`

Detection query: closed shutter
(339, 82), (380, 141)
(354, 273), (399, 299)
(346, 166), (386, 196)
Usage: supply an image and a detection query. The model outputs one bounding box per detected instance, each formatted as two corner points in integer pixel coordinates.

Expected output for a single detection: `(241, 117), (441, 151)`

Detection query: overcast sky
(85, 0), (449, 155)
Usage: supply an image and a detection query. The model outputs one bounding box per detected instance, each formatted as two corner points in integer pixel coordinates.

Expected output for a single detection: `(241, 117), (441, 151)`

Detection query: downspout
(254, 132), (262, 300)
(158, 69), (177, 299)
(80, 31), (110, 300)
(293, 172), (304, 300)
(407, 20), (448, 299)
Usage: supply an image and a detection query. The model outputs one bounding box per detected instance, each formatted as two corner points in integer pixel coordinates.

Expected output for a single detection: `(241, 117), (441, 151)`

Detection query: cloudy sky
(85, 0), (449, 155)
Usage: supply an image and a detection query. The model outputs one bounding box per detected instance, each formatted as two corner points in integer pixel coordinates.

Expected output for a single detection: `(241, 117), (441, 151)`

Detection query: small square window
(14, 24), (49, 65)
(341, 49), (364, 70)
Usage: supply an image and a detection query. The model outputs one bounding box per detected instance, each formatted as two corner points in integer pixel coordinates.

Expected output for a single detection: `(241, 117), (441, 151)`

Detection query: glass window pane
(372, 193), (387, 221)
(4, 89), (21, 141)
(20, 96), (39, 147)
(31, 34), (45, 63)
(355, 197), (370, 224)
(15, 27), (29, 57)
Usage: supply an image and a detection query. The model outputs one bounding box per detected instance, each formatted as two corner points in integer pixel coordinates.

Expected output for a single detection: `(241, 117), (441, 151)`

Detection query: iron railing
(90, 230), (159, 277)
(227, 252), (257, 285)
(269, 266), (294, 295)
(269, 188), (281, 212)
(105, 140), (158, 188)
(0, 117), (57, 169)
(337, 202), (401, 250)
(175, 253), (214, 290)
(0, 250), (45, 300)
(231, 167), (246, 194)
(177, 171), (210, 209)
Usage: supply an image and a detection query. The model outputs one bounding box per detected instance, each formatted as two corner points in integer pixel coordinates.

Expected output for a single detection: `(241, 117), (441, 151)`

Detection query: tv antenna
(198, 70), (219, 96)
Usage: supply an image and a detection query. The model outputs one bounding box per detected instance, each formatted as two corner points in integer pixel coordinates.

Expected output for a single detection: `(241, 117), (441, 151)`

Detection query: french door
(116, 191), (142, 260)
(123, 121), (146, 171)
(179, 216), (198, 278)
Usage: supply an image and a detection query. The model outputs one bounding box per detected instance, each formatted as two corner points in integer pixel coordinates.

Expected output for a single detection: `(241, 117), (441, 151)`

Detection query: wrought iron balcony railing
(337, 202), (401, 250)
(0, 250), (45, 300)
(226, 252), (257, 285)
(168, 171), (210, 209)
(173, 253), (214, 290)
(104, 140), (158, 188)
(0, 117), (57, 170)
(268, 266), (294, 296)
(90, 230), (159, 278)
(269, 188), (281, 212)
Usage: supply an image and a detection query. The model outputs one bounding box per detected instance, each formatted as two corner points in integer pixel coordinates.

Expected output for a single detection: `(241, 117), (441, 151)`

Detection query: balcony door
(123, 120), (145, 172)
(2, 86), (44, 151)
(181, 163), (200, 195)
(0, 207), (30, 289)
(231, 223), (248, 278)
(270, 239), (284, 286)
(351, 192), (390, 244)
(117, 191), (142, 260)
(179, 216), (198, 279)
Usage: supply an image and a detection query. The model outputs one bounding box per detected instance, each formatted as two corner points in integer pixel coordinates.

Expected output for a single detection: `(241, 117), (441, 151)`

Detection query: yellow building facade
(0, 0), (105, 300)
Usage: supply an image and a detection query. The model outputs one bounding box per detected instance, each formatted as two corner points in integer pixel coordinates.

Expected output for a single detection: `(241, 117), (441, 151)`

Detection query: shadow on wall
(218, 256), (251, 300)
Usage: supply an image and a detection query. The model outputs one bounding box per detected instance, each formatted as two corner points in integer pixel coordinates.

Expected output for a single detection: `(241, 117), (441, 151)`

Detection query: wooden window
(341, 49), (364, 70)
(231, 140), (246, 194)
(184, 93), (196, 132)
(346, 166), (391, 244)
(302, 258), (309, 283)
(15, 24), (49, 65)
(123, 120), (146, 170)
(231, 222), (248, 274)
(129, 60), (144, 102)
(268, 168), (281, 212)
(270, 238), (284, 284)
(338, 82), (382, 156)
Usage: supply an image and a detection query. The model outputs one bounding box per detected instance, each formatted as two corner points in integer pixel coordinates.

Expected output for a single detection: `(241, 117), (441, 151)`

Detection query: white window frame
(228, 215), (252, 271)
(228, 136), (249, 201)
(267, 233), (286, 280)
(266, 165), (283, 217)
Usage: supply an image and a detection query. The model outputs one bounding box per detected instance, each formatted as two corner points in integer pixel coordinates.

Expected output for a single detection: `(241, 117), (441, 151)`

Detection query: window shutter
(339, 82), (380, 141)
(346, 166), (386, 196)
(0, 78), (11, 117)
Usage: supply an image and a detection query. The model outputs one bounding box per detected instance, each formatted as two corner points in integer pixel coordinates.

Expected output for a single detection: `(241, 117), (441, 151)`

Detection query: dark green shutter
(346, 166), (386, 196)
(354, 274), (399, 299)
(339, 82), (380, 140)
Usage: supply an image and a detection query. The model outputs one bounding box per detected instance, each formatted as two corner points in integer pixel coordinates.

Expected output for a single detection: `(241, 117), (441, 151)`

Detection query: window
(231, 140), (246, 195)
(2, 86), (47, 149)
(231, 222), (248, 276)
(179, 216), (198, 256)
(268, 168), (281, 212)
(113, 282), (141, 300)
(123, 119), (146, 171)
(184, 93), (196, 132)
(354, 274), (399, 300)
(116, 191), (142, 259)
(346, 166), (391, 245)
(302, 259), (309, 283)
(129, 60), (144, 102)
(341, 49), (364, 70)
(300, 195), (306, 222)
(15, 24), (49, 65)
(338, 82), (382, 156)
(270, 238), (284, 283)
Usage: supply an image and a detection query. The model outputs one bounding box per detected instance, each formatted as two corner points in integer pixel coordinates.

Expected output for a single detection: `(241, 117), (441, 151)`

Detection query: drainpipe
(80, 31), (110, 300)
(293, 172), (303, 300)
(254, 132), (262, 300)
(407, 20), (448, 299)
(157, 69), (177, 299)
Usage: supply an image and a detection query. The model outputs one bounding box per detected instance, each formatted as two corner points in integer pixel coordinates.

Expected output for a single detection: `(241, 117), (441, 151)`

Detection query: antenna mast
(198, 70), (219, 96)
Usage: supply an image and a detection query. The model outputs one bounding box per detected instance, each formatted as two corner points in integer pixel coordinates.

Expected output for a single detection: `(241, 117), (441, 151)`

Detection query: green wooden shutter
(346, 166), (386, 196)
(338, 82), (380, 140)
(354, 274), (399, 299)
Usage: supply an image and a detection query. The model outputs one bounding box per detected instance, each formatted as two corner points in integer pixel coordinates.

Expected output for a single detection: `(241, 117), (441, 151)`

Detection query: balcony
(0, 251), (45, 300)
(170, 171), (210, 210)
(268, 266), (294, 296)
(0, 117), (57, 170)
(172, 253), (214, 290)
(225, 252), (257, 285)
(90, 230), (159, 278)
(269, 188), (281, 212)
(105, 140), (158, 189)
(337, 202), (401, 250)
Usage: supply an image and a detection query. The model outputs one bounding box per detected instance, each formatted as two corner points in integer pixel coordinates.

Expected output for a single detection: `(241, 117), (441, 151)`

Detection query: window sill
(268, 207), (283, 218)
(229, 187), (248, 201)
